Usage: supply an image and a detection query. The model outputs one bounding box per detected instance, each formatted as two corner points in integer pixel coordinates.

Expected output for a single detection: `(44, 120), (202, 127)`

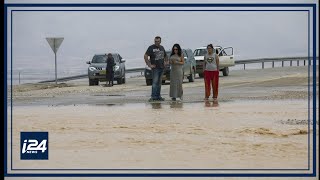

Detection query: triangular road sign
(46, 37), (64, 53)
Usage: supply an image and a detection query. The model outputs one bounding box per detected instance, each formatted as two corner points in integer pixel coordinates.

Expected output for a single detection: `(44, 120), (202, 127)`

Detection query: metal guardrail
(235, 56), (315, 64)
(38, 56), (318, 83)
(235, 56), (318, 70)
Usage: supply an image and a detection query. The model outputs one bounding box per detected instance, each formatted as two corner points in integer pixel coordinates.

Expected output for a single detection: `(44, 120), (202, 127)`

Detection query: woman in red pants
(203, 44), (220, 101)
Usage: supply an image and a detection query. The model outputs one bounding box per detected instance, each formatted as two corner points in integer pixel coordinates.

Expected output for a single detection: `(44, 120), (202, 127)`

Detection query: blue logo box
(20, 132), (49, 160)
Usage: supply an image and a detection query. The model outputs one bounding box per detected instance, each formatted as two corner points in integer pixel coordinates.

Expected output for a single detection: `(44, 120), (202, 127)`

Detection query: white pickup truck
(193, 46), (235, 77)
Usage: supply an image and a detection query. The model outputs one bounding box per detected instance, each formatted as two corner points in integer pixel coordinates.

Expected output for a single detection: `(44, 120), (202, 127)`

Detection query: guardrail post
(297, 60), (299, 66)
(272, 61), (274, 68)
(290, 60), (292, 66)
(262, 62), (264, 69)
(282, 61), (284, 67)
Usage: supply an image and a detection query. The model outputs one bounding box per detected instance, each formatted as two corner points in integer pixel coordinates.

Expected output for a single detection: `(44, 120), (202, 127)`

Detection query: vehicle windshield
(166, 51), (171, 57)
(92, 55), (107, 63)
(194, 49), (207, 56)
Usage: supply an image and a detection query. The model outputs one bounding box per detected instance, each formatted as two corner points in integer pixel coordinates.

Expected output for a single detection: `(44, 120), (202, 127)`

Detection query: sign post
(46, 37), (64, 84)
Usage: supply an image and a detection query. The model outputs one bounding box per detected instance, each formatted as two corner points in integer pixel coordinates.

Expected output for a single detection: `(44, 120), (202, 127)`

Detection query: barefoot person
(169, 44), (184, 101)
(144, 36), (168, 101)
(203, 44), (220, 101)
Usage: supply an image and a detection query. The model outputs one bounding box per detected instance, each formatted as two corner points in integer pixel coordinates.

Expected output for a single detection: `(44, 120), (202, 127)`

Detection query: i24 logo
(22, 139), (47, 154)
(20, 132), (49, 160)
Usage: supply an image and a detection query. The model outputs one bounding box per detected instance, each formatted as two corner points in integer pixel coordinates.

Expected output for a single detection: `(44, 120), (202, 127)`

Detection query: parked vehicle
(86, 53), (126, 86)
(193, 46), (235, 77)
(144, 49), (196, 86)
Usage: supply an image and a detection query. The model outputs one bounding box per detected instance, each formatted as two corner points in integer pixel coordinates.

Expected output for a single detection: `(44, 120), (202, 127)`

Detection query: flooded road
(10, 100), (312, 169)
(7, 66), (318, 177)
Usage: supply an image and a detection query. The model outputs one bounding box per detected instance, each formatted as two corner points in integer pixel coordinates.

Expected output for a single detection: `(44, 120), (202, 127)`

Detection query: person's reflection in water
(205, 100), (211, 107)
(204, 100), (219, 107)
(151, 102), (162, 109)
(170, 101), (183, 109)
(212, 100), (219, 107)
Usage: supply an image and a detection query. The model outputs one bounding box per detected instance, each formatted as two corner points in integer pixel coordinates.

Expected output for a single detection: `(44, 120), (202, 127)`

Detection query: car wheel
(222, 67), (229, 76)
(199, 73), (204, 78)
(162, 80), (166, 84)
(122, 70), (126, 84)
(95, 80), (99, 85)
(188, 69), (195, 82)
(117, 78), (122, 84)
(89, 79), (95, 86)
(146, 79), (152, 86)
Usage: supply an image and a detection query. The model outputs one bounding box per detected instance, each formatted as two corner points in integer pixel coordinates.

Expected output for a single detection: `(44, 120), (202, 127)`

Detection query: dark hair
(170, 44), (182, 57)
(207, 44), (213, 49)
(155, 36), (161, 40)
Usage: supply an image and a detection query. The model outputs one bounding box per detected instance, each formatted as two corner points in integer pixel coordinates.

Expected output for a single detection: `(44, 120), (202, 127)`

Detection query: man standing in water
(144, 36), (168, 101)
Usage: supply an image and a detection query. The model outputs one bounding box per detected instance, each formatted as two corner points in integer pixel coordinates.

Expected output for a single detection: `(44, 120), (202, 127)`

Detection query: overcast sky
(7, 0), (319, 73)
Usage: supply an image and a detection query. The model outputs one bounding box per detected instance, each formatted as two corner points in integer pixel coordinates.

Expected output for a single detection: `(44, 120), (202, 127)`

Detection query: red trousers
(204, 70), (219, 98)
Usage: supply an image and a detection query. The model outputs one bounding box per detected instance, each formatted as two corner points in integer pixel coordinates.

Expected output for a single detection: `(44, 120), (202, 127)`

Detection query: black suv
(86, 53), (126, 86)
(144, 49), (196, 86)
